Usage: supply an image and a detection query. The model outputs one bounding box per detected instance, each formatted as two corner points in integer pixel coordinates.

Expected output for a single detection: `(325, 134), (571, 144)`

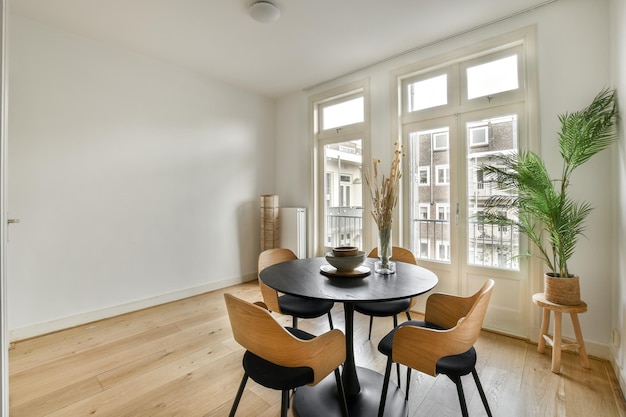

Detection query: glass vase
(375, 228), (395, 274)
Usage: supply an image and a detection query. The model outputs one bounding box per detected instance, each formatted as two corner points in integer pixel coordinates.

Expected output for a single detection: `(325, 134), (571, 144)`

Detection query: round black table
(259, 256), (438, 417)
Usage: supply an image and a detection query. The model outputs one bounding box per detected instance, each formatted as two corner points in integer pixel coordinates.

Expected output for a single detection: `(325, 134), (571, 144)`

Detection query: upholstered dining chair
(354, 246), (418, 340)
(258, 248), (334, 329)
(377, 279), (494, 417)
(224, 293), (349, 417)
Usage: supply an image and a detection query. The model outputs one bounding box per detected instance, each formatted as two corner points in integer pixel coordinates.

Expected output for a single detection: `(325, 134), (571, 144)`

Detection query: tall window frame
(310, 80), (370, 255)
(392, 28), (539, 301)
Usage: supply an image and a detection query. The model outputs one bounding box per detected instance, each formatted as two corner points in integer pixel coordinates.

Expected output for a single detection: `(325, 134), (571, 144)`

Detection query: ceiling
(9, 0), (554, 98)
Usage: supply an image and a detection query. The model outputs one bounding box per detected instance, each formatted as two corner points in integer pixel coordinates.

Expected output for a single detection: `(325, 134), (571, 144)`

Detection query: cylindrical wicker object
(260, 194), (280, 251)
(544, 274), (581, 306)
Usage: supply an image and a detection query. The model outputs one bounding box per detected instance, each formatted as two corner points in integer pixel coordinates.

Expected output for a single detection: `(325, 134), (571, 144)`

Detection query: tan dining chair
(224, 293), (348, 417)
(354, 246), (418, 340)
(376, 279), (494, 417)
(258, 248), (334, 329)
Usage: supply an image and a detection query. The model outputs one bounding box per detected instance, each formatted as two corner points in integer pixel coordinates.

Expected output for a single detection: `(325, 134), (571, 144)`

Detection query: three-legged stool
(532, 293), (590, 373)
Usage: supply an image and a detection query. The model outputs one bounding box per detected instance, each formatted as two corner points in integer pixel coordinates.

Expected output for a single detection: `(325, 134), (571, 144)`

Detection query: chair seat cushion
(435, 347), (477, 377)
(377, 320), (477, 377)
(278, 294), (334, 318)
(354, 299), (411, 317)
(377, 320), (443, 356)
(243, 327), (315, 390)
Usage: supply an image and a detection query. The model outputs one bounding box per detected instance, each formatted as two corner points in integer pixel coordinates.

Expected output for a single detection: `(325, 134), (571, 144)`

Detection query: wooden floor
(8, 280), (626, 417)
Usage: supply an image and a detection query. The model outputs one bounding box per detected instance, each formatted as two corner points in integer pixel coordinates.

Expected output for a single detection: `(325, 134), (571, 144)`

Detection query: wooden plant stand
(532, 293), (590, 373)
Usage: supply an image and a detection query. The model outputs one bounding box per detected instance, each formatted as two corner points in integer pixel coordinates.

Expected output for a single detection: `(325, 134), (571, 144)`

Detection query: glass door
(405, 104), (529, 336)
(320, 139), (364, 251)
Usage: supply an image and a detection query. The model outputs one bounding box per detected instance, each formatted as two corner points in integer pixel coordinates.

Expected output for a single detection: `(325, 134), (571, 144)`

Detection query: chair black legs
(379, 362), (492, 417)
(292, 313), (334, 330)
(280, 390), (290, 417)
(334, 368), (349, 417)
(229, 373), (249, 417)
(377, 357), (394, 417)
(447, 369), (492, 417)
(471, 368), (493, 417)
(369, 314), (400, 340)
(405, 368), (412, 400)
(450, 375), (469, 417)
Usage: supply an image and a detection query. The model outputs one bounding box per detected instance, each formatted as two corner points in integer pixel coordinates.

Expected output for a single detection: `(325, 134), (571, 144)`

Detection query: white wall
(276, 0), (616, 352)
(610, 0), (626, 394)
(7, 15), (275, 339)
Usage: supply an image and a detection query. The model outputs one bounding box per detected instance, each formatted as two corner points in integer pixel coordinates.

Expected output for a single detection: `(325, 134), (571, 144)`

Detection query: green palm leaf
(479, 89), (617, 276)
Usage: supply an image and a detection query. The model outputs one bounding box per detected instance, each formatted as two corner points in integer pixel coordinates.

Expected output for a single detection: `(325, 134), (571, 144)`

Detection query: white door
(405, 105), (529, 337)
(398, 42), (534, 337)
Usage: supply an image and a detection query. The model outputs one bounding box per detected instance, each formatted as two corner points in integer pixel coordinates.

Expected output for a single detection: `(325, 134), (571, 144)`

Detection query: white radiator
(280, 208), (306, 258)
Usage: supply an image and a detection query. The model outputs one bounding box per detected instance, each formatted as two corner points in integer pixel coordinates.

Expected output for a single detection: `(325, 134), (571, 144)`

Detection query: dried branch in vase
(365, 142), (404, 231)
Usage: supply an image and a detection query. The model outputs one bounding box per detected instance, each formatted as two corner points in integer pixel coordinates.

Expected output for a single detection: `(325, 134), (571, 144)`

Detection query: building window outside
(436, 165), (450, 185)
(437, 203), (450, 221)
(418, 166), (430, 185)
(469, 126), (489, 147)
(433, 131), (449, 150)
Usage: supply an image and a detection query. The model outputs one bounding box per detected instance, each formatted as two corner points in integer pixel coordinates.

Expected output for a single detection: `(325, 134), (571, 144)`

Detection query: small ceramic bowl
(332, 246), (359, 257)
(325, 251), (366, 272)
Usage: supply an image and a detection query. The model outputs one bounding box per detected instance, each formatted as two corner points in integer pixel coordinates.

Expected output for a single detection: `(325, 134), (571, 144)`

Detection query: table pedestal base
(293, 367), (408, 417)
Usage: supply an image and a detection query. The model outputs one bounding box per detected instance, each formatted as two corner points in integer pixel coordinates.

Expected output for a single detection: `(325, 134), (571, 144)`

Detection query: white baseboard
(9, 273), (257, 342)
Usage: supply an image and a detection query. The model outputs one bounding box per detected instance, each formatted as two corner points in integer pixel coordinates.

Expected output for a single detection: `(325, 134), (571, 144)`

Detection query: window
(419, 239), (430, 259)
(466, 54), (519, 100)
(419, 204), (430, 220)
(436, 165), (450, 185)
(312, 82), (368, 253)
(322, 96), (364, 130)
(401, 41), (529, 271)
(407, 74), (448, 112)
(469, 126), (489, 147)
(436, 240), (451, 261)
(437, 204), (450, 221)
(433, 131), (449, 150)
(418, 166), (430, 185)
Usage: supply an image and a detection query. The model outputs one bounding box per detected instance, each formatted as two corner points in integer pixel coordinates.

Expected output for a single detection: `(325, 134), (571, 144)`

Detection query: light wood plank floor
(9, 281), (626, 417)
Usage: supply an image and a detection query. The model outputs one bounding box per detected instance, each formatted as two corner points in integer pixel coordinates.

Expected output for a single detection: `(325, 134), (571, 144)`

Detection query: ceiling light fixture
(250, 1), (281, 24)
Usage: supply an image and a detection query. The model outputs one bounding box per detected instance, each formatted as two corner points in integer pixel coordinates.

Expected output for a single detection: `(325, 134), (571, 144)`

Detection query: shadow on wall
(237, 199), (260, 277)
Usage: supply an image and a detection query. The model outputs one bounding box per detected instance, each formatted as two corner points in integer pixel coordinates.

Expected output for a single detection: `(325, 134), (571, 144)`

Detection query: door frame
(1, 0), (8, 413)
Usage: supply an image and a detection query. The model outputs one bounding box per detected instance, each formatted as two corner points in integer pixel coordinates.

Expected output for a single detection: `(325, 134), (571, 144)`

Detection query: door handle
(8, 219), (20, 224)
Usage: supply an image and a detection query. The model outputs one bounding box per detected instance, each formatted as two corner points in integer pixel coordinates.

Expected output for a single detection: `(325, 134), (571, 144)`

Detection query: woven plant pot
(544, 273), (581, 306)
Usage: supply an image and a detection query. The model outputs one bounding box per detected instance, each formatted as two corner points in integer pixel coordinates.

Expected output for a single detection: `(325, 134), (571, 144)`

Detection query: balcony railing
(412, 218), (520, 270)
(412, 219), (450, 262)
(468, 221), (519, 270)
(325, 207), (363, 249)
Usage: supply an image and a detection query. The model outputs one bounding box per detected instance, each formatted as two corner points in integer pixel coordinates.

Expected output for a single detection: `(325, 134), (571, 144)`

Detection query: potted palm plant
(480, 89), (617, 305)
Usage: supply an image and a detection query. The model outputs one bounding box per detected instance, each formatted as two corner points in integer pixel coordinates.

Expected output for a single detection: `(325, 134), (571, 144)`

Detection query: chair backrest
(257, 248), (298, 312)
(392, 279), (494, 376)
(367, 246), (417, 264)
(224, 293), (346, 385)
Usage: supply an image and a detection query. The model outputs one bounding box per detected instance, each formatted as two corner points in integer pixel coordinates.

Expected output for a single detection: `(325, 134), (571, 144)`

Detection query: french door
(404, 103), (529, 337)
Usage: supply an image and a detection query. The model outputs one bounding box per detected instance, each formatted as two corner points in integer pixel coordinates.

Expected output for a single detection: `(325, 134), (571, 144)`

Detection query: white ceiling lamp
(250, 1), (281, 24)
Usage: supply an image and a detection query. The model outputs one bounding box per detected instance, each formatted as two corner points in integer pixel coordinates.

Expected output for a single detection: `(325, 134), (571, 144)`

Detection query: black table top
(259, 257), (438, 303)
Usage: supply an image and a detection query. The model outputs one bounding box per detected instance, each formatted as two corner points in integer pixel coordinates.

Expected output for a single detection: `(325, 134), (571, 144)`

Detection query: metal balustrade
(412, 218), (519, 270)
